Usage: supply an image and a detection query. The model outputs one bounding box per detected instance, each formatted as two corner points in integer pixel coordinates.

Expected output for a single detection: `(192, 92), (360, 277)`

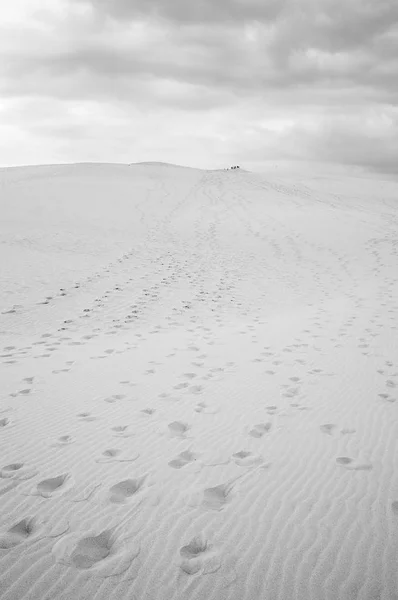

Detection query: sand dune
(1, 162), (398, 600)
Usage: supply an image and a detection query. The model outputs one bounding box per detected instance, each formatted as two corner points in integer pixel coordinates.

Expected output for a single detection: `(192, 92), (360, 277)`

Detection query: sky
(0, 0), (397, 174)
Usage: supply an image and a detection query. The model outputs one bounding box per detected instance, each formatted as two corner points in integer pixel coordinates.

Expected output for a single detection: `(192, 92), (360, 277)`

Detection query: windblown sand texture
(1, 162), (398, 600)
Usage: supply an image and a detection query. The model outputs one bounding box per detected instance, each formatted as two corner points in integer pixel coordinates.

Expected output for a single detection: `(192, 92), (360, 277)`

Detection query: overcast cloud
(0, 0), (397, 173)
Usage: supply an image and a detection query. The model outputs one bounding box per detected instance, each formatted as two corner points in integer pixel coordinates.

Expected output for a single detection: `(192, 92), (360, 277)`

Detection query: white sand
(1, 162), (398, 600)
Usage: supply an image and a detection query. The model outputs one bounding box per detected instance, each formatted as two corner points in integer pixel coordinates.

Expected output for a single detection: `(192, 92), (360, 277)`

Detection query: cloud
(3, 0), (398, 98)
(0, 0), (397, 173)
(73, 0), (287, 25)
(301, 108), (398, 173)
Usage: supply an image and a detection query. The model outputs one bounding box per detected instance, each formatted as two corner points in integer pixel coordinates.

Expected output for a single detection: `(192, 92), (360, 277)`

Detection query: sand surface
(1, 162), (398, 600)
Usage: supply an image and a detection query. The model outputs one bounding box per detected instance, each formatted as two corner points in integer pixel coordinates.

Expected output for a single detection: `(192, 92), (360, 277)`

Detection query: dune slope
(1, 163), (398, 600)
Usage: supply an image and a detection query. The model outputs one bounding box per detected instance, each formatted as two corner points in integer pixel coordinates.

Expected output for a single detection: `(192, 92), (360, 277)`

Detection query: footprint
(52, 528), (140, 575)
(77, 413), (97, 422)
(96, 449), (139, 464)
(54, 530), (113, 569)
(232, 451), (264, 467)
(37, 474), (69, 498)
(18, 388), (32, 395)
(0, 518), (36, 549)
(391, 501), (398, 515)
(194, 401), (218, 414)
(99, 449), (121, 460)
(349, 463), (373, 471)
(169, 450), (197, 469)
(202, 482), (234, 511)
(168, 421), (190, 438)
(1, 463), (24, 476)
(180, 534), (208, 559)
(320, 423), (336, 435)
(64, 530), (113, 568)
(189, 385), (204, 395)
(111, 425), (133, 438)
(53, 435), (74, 446)
(174, 382), (189, 390)
(108, 477), (146, 503)
(0, 463), (37, 480)
(179, 534), (221, 576)
(283, 387), (299, 398)
(336, 457), (353, 465)
(141, 408), (155, 415)
(340, 428), (356, 435)
(249, 423), (272, 438)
